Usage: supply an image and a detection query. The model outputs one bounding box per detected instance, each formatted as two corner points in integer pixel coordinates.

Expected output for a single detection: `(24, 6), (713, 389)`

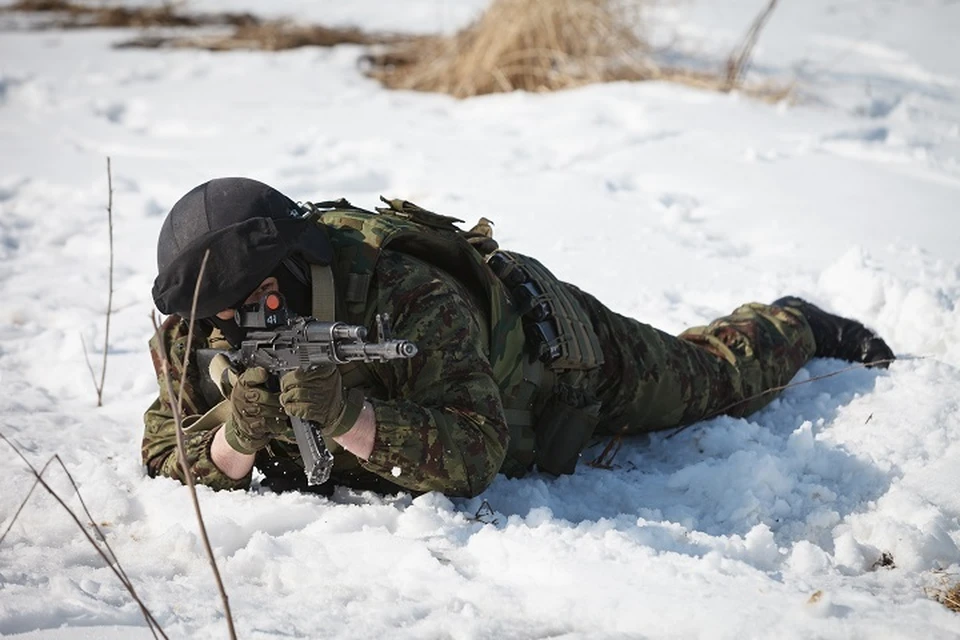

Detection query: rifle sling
(182, 399), (232, 434)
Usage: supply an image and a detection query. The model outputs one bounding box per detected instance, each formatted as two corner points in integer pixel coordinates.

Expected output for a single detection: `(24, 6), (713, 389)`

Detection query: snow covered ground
(1, 0), (959, 637)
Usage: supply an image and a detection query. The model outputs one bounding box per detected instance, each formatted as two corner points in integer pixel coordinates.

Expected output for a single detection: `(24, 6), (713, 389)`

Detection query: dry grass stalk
(926, 573), (960, 613)
(7, 0), (394, 51)
(657, 67), (793, 103)
(592, 355), (904, 471)
(724, 0), (780, 91)
(116, 21), (387, 52)
(364, 0), (658, 98)
(150, 249), (237, 640)
(6, 0), (257, 29)
(587, 434), (624, 469)
(664, 357), (902, 441)
(585, 354), (905, 470)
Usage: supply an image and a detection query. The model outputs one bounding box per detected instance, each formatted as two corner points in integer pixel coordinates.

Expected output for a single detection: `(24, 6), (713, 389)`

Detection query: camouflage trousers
(570, 290), (817, 435)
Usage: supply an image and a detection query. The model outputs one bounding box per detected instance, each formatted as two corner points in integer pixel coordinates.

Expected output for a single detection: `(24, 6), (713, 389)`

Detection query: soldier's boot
(773, 296), (895, 369)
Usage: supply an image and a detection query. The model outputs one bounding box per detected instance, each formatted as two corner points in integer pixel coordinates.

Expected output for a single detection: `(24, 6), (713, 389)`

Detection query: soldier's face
(214, 276), (279, 321)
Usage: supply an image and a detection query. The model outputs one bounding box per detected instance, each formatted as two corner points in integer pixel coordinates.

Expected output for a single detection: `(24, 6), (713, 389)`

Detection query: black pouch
(534, 382), (601, 475)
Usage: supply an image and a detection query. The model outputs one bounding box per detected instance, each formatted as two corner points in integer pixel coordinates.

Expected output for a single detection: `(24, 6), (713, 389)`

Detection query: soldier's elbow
(459, 448), (505, 498)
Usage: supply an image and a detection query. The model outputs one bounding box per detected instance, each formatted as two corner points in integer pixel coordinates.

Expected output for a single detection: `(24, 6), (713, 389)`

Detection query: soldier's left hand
(279, 366), (362, 438)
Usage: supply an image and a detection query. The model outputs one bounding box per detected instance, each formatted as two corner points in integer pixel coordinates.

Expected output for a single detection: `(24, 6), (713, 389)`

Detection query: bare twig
(101, 156), (114, 405)
(0, 432), (167, 638)
(150, 248), (237, 640)
(81, 157), (114, 407)
(470, 499), (499, 526)
(0, 455), (56, 546)
(587, 434), (623, 469)
(80, 332), (99, 399)
(588, 355), (916, 468)
(723, 0), (779, 91)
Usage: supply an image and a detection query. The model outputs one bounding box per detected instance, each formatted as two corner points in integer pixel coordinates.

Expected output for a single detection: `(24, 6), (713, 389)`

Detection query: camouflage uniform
(143, 217), (816, 498)
(572, 288), (815, 435)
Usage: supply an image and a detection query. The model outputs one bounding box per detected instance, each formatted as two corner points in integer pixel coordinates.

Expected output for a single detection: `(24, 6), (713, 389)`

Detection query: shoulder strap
(310, 263), (336, 321)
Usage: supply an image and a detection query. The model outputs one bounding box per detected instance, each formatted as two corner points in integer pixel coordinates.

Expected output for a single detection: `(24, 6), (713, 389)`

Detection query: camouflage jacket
(143, 247), (523, 497)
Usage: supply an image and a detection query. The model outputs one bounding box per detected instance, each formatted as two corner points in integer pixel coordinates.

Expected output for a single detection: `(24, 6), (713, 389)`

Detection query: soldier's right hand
(223, 367), (289, 455)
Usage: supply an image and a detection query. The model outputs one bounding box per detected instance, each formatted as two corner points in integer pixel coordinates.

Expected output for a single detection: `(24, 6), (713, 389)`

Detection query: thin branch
(665, 357), (901, 440)
(470, 499), (499, 526)
(586, 435), (623, 469)
(589, 356), (908, 469)
(2, 452), (125, 579)
(80, 156), (115, 407)
(80, 333), (99, 397)
(151, 248), (237, 640)
(0, 455), (56, 546)
(0, 432), (167, 639)
(50, 453), (122, 569)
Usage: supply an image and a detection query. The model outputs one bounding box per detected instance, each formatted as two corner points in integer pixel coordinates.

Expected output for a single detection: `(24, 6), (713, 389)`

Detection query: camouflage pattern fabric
(144, 249), (514, 496)
(144, 315), (251, 490)
(566, 287), (817, 436)
(144, 248), (817, 497)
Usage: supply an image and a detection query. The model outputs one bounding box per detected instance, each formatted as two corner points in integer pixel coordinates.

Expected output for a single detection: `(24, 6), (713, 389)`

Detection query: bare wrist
(211, 425), (257, 479)
(332, 401), (376, 460)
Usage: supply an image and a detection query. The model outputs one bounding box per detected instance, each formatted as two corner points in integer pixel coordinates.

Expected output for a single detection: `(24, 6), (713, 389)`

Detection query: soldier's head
(152, 177), (331, 327)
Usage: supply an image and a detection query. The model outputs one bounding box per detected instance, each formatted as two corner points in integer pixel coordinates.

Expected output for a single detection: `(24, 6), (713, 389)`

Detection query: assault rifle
(199, 293), (418, 486)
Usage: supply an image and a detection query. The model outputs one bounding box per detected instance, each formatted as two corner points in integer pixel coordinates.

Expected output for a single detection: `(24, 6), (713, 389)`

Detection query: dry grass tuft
(364, 0), (656, 98)
(926, 573), (960, 613)
(363, 0), (791, 102)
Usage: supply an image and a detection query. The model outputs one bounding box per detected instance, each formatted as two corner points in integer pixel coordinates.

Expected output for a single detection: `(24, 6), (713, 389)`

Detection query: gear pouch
(534, 384), (601, 475)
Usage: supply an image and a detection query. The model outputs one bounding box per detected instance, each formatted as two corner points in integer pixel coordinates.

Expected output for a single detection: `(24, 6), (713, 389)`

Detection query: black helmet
(152, 177), (332, 318)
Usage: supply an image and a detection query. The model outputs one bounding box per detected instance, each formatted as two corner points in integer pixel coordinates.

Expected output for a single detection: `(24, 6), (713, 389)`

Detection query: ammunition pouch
(487, 251), (604, 475)
(486, 252), (603, 369)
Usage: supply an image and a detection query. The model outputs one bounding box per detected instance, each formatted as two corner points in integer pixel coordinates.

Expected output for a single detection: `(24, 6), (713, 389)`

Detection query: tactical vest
(307, 197), (605, 477)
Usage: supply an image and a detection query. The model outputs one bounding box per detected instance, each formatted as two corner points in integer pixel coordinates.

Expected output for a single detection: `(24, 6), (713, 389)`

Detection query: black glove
(223, 367), (288, 454)
(279, 366), (365, 438)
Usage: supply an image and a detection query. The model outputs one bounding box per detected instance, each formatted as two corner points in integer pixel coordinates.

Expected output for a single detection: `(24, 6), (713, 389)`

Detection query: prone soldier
(144, 178), (894, 497)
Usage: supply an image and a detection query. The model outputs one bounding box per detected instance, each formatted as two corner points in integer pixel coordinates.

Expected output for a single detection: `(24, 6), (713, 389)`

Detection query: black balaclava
(152, 177), (331, 320)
